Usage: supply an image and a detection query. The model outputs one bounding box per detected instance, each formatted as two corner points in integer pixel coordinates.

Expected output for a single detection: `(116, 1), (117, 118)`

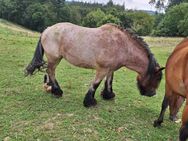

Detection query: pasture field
(0, 19), (184, 141)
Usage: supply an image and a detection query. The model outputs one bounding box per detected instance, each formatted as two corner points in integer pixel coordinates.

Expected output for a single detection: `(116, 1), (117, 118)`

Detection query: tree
(99, 14), (121, 26)
(177, 12), (188, 36)
(24, 3), (46, 31)
(149, 0), (188, 9)
(127, 11), (154, 36)
(153, 3), (188, 36)
(82, 9), (106, 27)
(118, 12), (133, 28)
(107, 0), (114, 7)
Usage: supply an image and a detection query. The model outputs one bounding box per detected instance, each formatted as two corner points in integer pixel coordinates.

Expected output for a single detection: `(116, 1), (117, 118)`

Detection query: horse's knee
(180, 123), (188, 141)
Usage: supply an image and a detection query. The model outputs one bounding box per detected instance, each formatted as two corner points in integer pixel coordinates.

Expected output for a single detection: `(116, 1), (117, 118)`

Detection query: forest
(0, 0), (188, 36)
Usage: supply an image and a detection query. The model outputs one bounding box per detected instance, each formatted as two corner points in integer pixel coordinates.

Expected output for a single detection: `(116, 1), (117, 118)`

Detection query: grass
(0, 19), (185, 141)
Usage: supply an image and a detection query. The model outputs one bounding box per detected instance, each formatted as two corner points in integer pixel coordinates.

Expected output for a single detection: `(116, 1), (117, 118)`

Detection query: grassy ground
(0, 19), (185, 141)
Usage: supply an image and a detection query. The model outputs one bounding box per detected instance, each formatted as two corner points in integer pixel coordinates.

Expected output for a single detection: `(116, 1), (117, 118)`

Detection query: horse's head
(137, 67), (164, 97)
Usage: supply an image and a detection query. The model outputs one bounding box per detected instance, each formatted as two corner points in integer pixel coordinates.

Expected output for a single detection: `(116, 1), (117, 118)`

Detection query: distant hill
(0, 18), (38, 36)
(140, 10), (156, 15)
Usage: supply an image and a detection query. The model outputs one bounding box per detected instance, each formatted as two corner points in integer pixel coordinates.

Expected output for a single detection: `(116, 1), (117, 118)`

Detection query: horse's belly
(64, 55), (95, 69)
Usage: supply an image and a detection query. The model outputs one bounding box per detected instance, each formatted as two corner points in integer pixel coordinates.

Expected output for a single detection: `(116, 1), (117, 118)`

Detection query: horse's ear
(156, 67), (165, 73)
(159, 67), (165, 71)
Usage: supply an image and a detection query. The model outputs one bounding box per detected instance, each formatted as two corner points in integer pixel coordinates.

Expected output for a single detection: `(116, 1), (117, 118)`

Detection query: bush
(127, 11), (154, 36)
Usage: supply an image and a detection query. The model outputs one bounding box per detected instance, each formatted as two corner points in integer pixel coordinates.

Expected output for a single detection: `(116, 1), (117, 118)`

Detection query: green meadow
(0, 19), (184, 141)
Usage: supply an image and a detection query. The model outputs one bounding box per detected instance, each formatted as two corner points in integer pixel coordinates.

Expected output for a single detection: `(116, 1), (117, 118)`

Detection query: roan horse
(25, 23), (164, 107)
(154, 38), (188, 141)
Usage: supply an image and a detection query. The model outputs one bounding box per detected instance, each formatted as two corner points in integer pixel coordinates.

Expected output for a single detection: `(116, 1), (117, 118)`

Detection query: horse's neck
(123, 42), (149, 75)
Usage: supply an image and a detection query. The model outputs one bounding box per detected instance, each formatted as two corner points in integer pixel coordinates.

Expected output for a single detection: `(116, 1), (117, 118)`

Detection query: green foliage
(99, 14), (121, 26)
(118, 12), (133, 28)
(150, 0), (188, 10)
(149, 0), (182, 9)
(82, 9), (106, 27)
(107, 0), (114, 7)
(82, 9), (121, 27)
(153, 3), (188, 36)
(24, 3), (45, 31)
(178, 13), (188, 36)
(127, 11), (154, 36)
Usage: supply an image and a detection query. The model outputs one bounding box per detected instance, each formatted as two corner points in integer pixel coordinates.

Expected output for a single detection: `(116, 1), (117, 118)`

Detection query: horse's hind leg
(43, 74), (53, 92)
(153, 95), (169, 127)
(179, 97), (188, 141)
(169, 94), (184, 121)
(101, 71), (115, 100)
(83, 69), (108, 107)
(45, 57), (63, 98)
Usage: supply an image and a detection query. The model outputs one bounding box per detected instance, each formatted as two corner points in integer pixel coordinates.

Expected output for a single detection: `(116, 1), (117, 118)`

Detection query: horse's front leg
(101, 72), (115, 100)
(153, 95), (169, 127)
(83, 69), (108, 107)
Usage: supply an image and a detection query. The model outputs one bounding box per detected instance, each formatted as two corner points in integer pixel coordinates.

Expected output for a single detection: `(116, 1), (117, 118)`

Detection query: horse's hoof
(169, 115), (181, 123)
(83, 98), (97, 107)
(52, 88), (63, 98)
(52, 93), (62, 98)
(169, 115), (178, 121)
(101, 91), (115, 100)
(153, 120), (162, 127)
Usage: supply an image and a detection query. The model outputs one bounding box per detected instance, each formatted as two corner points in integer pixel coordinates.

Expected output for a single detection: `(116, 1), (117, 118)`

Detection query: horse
(25, 22), (164, 107)
(153, 38), (188, 141)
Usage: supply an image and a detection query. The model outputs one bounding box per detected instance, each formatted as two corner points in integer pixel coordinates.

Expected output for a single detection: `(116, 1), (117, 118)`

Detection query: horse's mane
(107, 23), (158, 77)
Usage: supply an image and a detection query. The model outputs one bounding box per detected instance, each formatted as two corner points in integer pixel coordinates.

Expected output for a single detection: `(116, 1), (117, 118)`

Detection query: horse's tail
(25, 37), (46, 76)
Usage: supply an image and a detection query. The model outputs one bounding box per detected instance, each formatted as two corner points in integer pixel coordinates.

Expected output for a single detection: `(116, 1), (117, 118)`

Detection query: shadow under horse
(154, 38), (188, 141)
(25, 23), (164, 107)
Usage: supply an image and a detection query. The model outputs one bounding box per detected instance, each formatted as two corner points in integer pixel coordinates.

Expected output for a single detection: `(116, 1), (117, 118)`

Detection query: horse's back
(166, 38), (188, 96)
(41, 22), (126, 70)
(41, 23), (98, 67)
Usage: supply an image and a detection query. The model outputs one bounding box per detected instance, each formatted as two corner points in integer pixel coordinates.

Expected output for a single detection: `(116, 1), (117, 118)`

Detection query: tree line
(0, 0), (187, 36)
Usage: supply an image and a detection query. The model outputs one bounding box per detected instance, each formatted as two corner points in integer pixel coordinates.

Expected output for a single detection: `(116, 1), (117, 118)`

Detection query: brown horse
(154, 38), (188, 141)
(25, 23), (163, 107)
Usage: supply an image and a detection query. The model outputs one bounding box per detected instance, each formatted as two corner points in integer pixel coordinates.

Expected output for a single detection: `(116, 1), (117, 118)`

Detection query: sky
(66, 0), (157, 11)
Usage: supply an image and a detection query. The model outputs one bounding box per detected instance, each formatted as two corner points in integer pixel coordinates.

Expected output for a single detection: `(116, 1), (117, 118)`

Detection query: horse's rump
(165, 38), (188, 96)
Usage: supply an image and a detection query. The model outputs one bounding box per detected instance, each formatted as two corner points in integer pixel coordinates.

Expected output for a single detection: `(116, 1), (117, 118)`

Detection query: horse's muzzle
(143, 91), (156, 97)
